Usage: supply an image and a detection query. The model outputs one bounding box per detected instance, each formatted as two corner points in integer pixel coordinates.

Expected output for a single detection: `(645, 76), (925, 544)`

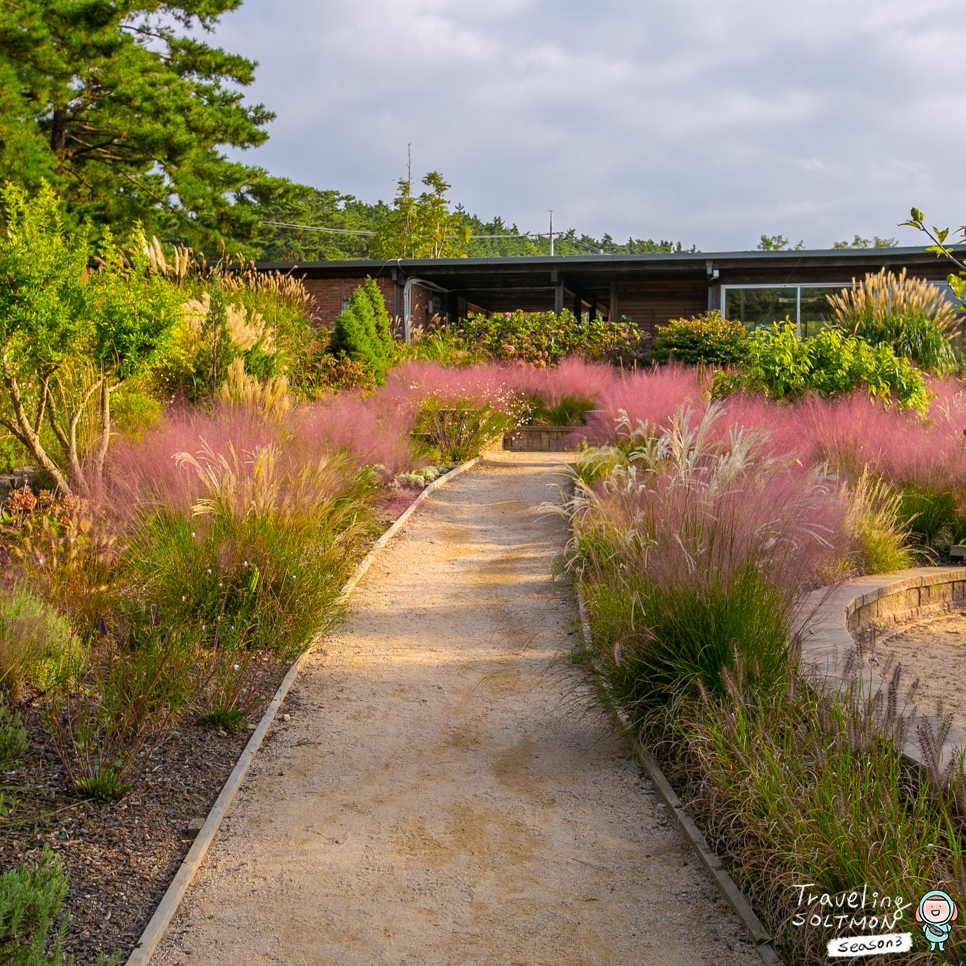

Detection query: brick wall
(301, 277), (395, 326)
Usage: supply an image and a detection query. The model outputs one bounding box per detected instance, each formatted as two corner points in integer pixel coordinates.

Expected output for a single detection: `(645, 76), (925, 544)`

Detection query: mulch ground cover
(0, 700), (265, 964)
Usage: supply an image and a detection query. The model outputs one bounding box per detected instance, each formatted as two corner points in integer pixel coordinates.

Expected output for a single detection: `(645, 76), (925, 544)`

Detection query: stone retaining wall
(801, 567), (966, 771)
(503, 426), (582, 452)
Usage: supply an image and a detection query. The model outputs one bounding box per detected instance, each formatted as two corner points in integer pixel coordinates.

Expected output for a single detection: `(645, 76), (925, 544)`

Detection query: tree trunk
(0, 357), (73, 496)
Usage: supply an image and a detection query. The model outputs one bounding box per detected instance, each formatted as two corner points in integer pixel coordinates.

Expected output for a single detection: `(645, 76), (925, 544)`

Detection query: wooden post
(554, 273), (564, 314)
(609, 281), (618, 322)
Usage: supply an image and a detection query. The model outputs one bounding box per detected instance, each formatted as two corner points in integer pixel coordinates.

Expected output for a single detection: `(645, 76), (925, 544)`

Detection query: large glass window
(724, 283), (849, 335)
(725, 288), (797, 330)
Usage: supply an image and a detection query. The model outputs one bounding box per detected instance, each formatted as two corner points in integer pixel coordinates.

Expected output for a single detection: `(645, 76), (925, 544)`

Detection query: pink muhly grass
(578, 403), (850, 604)
(384, 361), (518, 412)
(581, 364), (708, 444)
(105, 406), (282, 521)
(501, 357), (615, 408)
(290, 393), (415, 475)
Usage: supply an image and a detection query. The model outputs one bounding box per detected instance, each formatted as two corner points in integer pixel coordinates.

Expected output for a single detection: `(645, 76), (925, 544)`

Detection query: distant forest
(249, 184), (697, 261)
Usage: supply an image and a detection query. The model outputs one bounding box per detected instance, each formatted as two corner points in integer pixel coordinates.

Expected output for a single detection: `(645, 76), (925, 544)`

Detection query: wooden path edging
(574, 596), (786, 966)
(124, 456), (482, 966)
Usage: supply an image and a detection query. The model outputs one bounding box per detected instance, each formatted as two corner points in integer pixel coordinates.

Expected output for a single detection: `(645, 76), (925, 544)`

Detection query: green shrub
(455, 309), (641, 366)
(128, 445), (375, 659)
(838, 472), (913, 574)
(853, 311), (957, 375)
(412, 399), (514, 463)
(683, 673), (957, 966)
(329, 280), (391, 383)
(0, 695), (27, 767)
(826, 268), (959, 374)
(712, 323), (930, 412)
(0, 845), (115, 964)
(652, 311), (749, 365)
(0, 585), (74, 702)
(363, 278), (393, 354)
(580, 562), (793, 717)
(900, 484), (958, 541)
(563, 406), (834, 720)
(527, 395), (595, 426)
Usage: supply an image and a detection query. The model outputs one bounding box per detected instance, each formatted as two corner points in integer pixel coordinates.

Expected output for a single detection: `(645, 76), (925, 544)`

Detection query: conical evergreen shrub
(330, 281), (390, 383)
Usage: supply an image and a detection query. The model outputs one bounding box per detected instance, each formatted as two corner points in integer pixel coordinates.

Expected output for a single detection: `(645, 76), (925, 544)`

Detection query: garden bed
(0, 702), (257, 963)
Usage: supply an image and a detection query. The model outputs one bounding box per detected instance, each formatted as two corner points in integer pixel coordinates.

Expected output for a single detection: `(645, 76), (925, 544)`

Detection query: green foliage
(757, 234), (804, 251)
(246, 185), (389, 262)
(47, 620), (193, 799)
(372, 171), (471, 259)
(329, 281), (392, 383)
(544, 396), (595, 427)
(128, 445), (374, 659)
(412, 399), (515, 463)
(248, 180), (698, 261)
(0, 694), (27, 768)
(0, 844), (115, 964)
(580, 563), (792, 716)
(684, 673), (959, 966)
(0, 183), (183, 495)
(838, 472), (913, 575)
(3, 493), (119, 642)
(856, 312), (957, 375)
(901, 207), (966, 309)
(0, 845), (67, 964)
(0, 0), (283, 253)
(900, 484), (959, 541)
(456, 309), (641, 366)
(825, 269), (958, 374)
(711, 323), (930, 412)
(201, 705), (247, 732)
(651, 311), (749, 365)
(0, 584), (74, 702)
(73, 769), (129, 803)
(160, 262), (320, 402)
(563, 406), (828, 719)
(832, 234), (899, 249)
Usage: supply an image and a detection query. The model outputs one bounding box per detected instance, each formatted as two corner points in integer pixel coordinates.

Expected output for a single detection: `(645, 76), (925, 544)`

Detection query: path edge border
(124, 456), (482, 966)
(574, 594), (785, 966)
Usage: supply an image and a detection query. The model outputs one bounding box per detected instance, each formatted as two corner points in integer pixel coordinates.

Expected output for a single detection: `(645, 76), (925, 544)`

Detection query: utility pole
(549, 210), (554, 256)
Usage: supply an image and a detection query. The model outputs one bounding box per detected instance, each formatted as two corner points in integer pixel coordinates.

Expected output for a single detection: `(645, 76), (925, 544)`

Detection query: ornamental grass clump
(564, 405), (846, 721)
(677, 665), (966, 965)
(128, 441), (375, 659)
(827, 268), (958, 374)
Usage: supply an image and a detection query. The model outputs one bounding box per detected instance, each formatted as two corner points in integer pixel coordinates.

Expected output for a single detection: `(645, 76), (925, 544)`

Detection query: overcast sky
(211, 0), (966, 252)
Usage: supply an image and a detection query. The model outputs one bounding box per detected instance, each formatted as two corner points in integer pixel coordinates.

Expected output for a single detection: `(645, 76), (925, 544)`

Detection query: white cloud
(211, 0), (966, 250)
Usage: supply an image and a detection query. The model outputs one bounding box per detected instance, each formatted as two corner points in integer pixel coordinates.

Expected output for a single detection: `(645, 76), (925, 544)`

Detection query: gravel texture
(863, 609), (966, 731)
(151, 451), (759, 966)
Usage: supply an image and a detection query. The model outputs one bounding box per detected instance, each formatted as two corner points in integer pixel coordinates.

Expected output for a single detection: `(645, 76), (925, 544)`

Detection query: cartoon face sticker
(916, 890), (958, 951)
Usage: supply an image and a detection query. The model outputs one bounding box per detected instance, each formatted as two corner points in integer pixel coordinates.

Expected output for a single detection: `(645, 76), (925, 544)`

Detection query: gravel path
(153, 452), (759, 966)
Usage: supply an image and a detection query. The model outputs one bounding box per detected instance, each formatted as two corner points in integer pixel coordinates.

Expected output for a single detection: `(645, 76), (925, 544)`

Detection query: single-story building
(256, 247), (961, 343)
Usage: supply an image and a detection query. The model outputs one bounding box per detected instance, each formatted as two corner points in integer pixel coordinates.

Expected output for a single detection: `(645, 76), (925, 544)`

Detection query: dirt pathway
(153, 452), (758, 966)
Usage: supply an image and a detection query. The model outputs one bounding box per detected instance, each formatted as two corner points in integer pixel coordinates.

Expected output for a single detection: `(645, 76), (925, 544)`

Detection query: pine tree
(0, 0), (286, 252)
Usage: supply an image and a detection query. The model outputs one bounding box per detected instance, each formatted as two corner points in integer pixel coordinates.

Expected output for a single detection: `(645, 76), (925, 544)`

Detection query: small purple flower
(99, 617), (107, 637)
